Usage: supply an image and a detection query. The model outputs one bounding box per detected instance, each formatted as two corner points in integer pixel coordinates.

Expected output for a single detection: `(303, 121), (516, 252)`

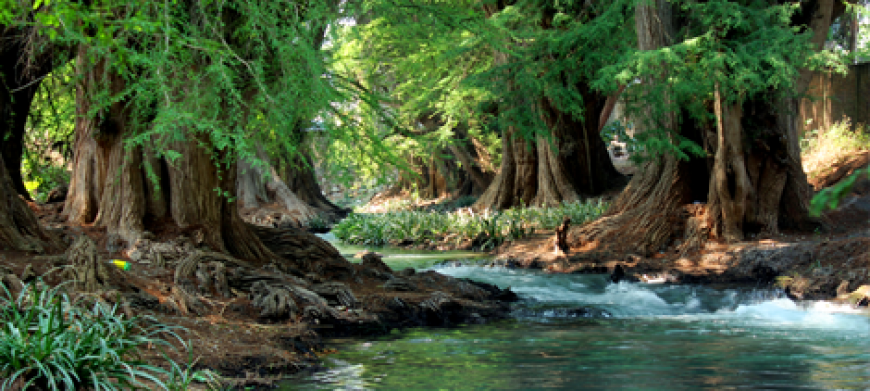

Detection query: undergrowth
(802, 118), (870, 178)
(0, 279), (220, 390)
(333, 199), (609, 250)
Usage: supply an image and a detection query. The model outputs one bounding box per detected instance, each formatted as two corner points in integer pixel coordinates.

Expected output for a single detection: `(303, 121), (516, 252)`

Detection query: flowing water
(281, 237), (870, 389)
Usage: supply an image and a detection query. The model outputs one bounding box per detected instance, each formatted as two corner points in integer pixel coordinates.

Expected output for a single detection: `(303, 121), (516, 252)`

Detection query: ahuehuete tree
(0, 4), (71, 252)
(0, 17), (71, 201)
(234, 11), (350, 226)
(571, 0), (851, 255)
(344, 0), (631, 210)
(472, 0), (630, 209)
(330, 13), (497, 200)
(1, 0), (383, 261)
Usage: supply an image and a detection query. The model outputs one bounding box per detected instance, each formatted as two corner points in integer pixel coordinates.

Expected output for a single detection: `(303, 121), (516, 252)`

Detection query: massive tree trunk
(386, 113), (495, 200)
(471, 4), (625, 211)
(236, 146), (326, 227)
(417, 113), (495, 198)
(570, 0), (837, 255)
(474, 89), (624, 210)
(282, 148), (350, 222)
(63, 49), (273, 262)
(0, 150), (63, 252)
(0, 26), (68, 201)
(445, 127), (495, 196)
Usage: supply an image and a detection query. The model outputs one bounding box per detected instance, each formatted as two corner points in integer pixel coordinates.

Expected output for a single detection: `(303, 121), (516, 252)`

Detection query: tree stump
(555, 216), (571, 254)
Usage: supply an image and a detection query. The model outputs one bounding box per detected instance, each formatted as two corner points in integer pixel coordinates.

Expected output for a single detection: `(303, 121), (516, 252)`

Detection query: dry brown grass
(802, 118), (870, 179)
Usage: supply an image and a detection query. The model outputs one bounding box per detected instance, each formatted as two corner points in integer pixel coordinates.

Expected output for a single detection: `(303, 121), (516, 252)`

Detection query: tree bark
(0, 26), (69, 200)
(570, 0), (837, 255)
(282, 149), (350, 222)
(0, 150), (63, 252)
(237, 146), (326, 227)
(445, 129), (494, 196)
(569, 0), (697, 255)
(474, 89), (623, 210)
(63, 48), (273, 262)
(418, 113), (494, 197)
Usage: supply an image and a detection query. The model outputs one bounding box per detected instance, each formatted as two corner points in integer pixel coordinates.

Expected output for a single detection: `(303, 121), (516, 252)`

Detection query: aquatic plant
(333, 199), (609, 248)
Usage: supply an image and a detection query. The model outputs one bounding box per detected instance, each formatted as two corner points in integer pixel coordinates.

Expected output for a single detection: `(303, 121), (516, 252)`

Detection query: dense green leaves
(333, 199), (609, 249)
(0, 279), (183, 390)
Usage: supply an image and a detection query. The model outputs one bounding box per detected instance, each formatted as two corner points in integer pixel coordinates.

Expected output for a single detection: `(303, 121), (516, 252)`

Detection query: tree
(344, 0), (630, 210)
(22, 0), (359, 260)
(0, 149), (63, 252)
(0, 22), (71, 201)
(571, 0), (848, 255)
(0, 5), (71, 252)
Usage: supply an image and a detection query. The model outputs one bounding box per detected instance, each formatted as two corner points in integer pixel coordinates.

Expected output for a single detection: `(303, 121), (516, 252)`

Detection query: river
(280, 236), (870, 389)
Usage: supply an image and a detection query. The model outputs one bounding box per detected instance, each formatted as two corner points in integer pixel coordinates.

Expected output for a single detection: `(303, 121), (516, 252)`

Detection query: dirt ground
(1, 210), (513, 389)
(493, 152), (870, 303)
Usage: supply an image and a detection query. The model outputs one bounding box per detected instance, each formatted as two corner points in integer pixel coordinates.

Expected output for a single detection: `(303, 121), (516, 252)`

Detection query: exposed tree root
(569, 157), (691, 256)
(0, 265), (24, 299)
(65, 236), (114, 292)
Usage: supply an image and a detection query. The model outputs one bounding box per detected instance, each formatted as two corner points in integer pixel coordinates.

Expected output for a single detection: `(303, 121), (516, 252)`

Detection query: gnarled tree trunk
(63, 49), (273, 262)
(236, 146), (325, 227)
(282, 149), (350, 222)
(474, 90), (623, 210)
(0, 150), (63, 252)
(570, 0), (835, 256)
(0, 26), (69, 200)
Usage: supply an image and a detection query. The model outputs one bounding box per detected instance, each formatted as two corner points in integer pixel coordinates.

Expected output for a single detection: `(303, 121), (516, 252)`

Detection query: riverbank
(351, 154), (870, 305)
(0, 215), (516, 388)
(491, 172), (870, 304)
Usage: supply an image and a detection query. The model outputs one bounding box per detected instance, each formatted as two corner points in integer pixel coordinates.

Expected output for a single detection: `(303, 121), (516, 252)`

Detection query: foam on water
(282, 250), (870, 390)
(430, 264), (870, 331)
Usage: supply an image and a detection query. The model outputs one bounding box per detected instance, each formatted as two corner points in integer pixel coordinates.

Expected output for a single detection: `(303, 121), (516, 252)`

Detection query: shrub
(802, 118), (870, 178)
(0, 279), (183, 390)
(332, 199), (610, 249)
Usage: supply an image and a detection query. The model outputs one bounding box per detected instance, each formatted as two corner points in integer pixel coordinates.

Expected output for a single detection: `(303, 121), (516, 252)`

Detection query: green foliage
(22, 63), (76, 201)
(306, 214), (331, 231)
(601, 119), (643, 155)
(598, 0), (827, 163)
(346, 0), (635, 143)
(162, 348), (224, 391)
(0, 279), (182, 390)
(333, 199), (609, 249)
(3, 0), (408, 185)
(811, 166), (870, 216)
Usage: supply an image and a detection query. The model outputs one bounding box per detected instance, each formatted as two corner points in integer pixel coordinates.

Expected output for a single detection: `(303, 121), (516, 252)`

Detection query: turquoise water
(322, 232), (490, 271)
(285, 240), (870, 390)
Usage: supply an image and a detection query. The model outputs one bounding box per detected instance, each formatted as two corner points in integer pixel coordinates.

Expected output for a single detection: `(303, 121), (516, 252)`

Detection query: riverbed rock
(419, 291), (454, 320)
(361, 252), (393, 275)
(383, 277), (417, 292)
(397, 267), (416, 277)
(610, 264), (625, 283)
(465, 279), (520, 302)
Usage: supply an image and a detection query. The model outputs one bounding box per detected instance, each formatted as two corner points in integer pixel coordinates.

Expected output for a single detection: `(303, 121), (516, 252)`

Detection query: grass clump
(333, 199), (609, 250)
(802, 118), (870, 179)
(0, 278), (213, 390)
